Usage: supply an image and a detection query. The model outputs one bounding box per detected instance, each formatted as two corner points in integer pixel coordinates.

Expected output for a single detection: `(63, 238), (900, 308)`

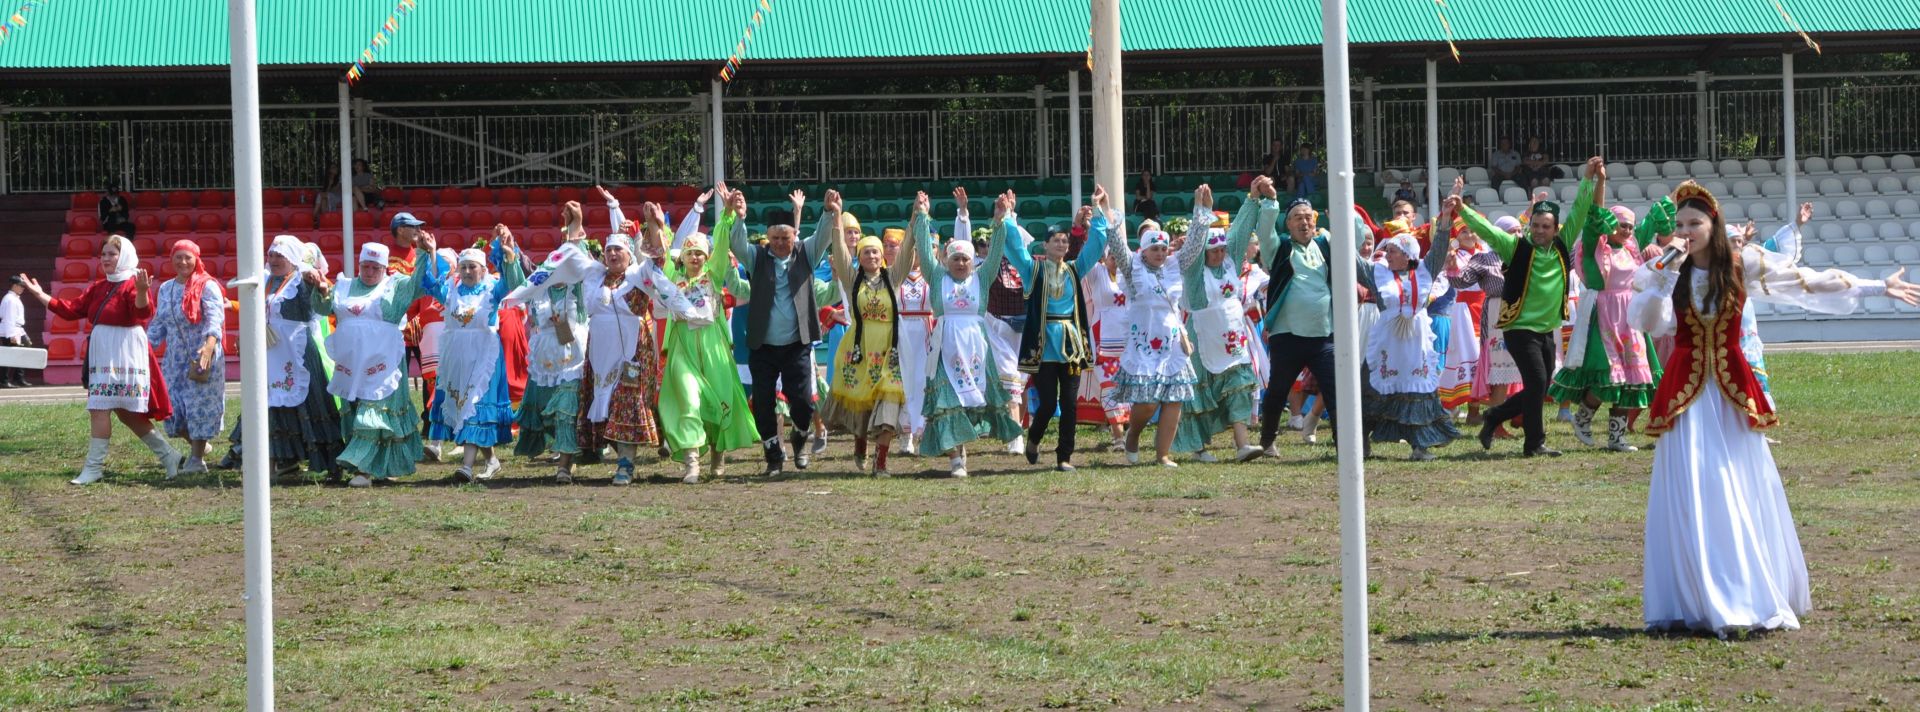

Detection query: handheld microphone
(1650, 244), (1685, 272)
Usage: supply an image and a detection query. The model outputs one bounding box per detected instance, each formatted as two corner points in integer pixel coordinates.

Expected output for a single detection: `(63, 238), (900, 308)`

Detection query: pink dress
(1581, 239), (1655, 386)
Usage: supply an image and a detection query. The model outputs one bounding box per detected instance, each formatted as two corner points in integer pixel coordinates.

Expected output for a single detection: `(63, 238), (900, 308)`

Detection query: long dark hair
(1675, 197), (1740, 315)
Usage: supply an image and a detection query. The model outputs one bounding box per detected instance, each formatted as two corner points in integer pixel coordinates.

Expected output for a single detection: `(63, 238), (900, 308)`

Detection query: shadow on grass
(1388, 624), (1770, 644)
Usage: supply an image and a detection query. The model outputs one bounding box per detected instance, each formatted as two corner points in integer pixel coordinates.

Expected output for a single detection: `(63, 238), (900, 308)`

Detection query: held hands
(1451, 175), (1466, 197)
(993, 191), (1013, 219)
(1253, 174), (1277, 199)
(1194, 184), (1213, 210)
(823, 189), (843, 215)
(1075, 204), (1094, 228)
(728, 188), (747, 219)
(914, 191), (930, 216)
(1586, 156), (1606, 180)
(415, 230), (438, 254)
(1092, 184), (1109, 211)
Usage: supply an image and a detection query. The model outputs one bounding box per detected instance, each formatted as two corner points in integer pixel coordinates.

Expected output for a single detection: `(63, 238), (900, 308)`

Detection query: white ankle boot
(140, 431), (184, 480)
(1606, 415), (1640, 452)
(72, 437), (110, 485)
(1572, 405), (1597, 447)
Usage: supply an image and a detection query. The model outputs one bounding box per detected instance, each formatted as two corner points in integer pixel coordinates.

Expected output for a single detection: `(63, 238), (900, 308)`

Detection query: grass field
(2, 351), (1918, 711)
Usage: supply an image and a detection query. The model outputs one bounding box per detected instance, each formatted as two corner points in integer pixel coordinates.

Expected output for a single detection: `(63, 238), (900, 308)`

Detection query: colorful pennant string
(1432, 0), (1462, 62)
(718, 0), (775, 83)
(0, 0), (50, 45)
(345, 0), (419, 84)
(1770, 0), (1822, 54)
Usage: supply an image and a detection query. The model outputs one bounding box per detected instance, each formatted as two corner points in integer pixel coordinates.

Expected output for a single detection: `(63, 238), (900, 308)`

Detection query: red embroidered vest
(1644, 271), (1776, 436)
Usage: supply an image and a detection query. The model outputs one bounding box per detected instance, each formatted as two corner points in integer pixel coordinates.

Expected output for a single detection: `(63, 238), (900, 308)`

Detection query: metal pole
(1035, 84), (1049, 179)
(1425, 59), (1440, 223)
(1783, 53), (1799, 260)
(227, 0), (274, 709)
(339, 81), (355, 270)
(1091, 0), (1124, 219)
(1695, 71), (1711, 160)
(1321, 0), (1369, 709)
(710, 80), (725, 184)
(1069, 69), (1083, 208)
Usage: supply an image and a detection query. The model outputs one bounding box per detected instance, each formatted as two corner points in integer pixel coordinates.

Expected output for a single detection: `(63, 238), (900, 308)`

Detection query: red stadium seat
(496, 186), (524, 204)
(55, 286), (83, 303)
(407, 188), (434, 207)
(262, 188), (286, 207)
(164, 214), (192, 233)
(556, 186), (584, 203)
(586, 206), (609, 226)
(69, 215), (101, 234)
(224, 333), (238, 355)
(134, 192), (164, 209)
(196, 214), (226, 232)
(224, 306), (239, 330)
(262, 212), (286, 231)
(290, 188), (316, 205)
(642, 186), (670, 203)
(140, 257), (166, 276)
(526, 230), (559, 251)
(468, 186), (494, 204)
(437, 187), (466, 205)
(527, 186), (554, 204)
(318, 212), (343, 229)
(197, 190), (228, 208)
(70, 192), (99, 210)
(164, 191), (194, 209)
(215, 258), (238, 280)
(381, 187), (404, 203)
(353, 211), (375, 230)
(315, 233), (343, 252)
(613, 186), (643, 202)
(47, 337), (78, 362)
(194, 235), (222, 256)
(219, 235), (237, 255)
(134, 215), (161, 235)
(59, 261), (92, 282)
(439, 209), (466, 228)
(48, 314), (80, 334)
(288, 213), (315, 230)
(467, 209), (495, 229)
(671, 185), (700, 203)
(64, 237), (98, 258)
(498, 208), (525, 227)
(131, 237), (160, 255)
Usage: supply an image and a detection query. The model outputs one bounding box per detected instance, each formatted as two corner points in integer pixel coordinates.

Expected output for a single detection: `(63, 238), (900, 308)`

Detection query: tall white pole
(227, 0), (274, 709)
(1425, 59), (1440, 223)
(1091, 0), (1123, 221)
(1782, 52), (1799, 260)
(710, 79), (725, 184)
(1321, 0), (1370, 709)
(1068, 69), (1083, 209)
(339, 81), (355, 269)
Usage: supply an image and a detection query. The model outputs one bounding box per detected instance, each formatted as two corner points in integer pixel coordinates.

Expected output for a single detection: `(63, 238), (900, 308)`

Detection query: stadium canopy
(2, 0), (1918, 84)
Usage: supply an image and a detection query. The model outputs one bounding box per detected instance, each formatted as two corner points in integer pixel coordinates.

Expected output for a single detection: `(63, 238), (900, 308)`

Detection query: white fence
(5, 83), (1920, 192)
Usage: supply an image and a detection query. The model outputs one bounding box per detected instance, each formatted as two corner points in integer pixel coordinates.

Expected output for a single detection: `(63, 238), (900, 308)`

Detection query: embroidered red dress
(48, 279), (172, 419)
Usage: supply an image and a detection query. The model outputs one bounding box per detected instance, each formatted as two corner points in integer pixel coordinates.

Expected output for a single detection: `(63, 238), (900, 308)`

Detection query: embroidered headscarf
(170, 239), (215, 324)
(102, 234), (139, 283)
(358, 242), (390, 269)
(1139, 229), (1171, 250)
(946, 238), (976, 263)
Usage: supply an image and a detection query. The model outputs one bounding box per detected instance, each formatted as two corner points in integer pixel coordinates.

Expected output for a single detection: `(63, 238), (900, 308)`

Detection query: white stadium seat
(1439, 167), (1462, 184)
(1878, 222), (1906, 241)
(1909, 176), (1920, 193)
(1718, 159), (1745, 176)
(1804, 156), (1831, 174)
(1866, 199), (1894, 218)
(1502, 186), (1527, 204)
(1691, 159), (1716, 176)
(1837, 200), (1864, 219)
(1910, 220), (1920, 240)
(1747, 158), (1774, 176)
(1865, 297), (1896, 315)
(1863, 245), (1892, 264)
(1475, 188), (1500, 206)
(1896, 198), (1920, 216)
(1749, 202), (1776, 222)
(1732, 180), (1760, 198)
(1810, 200), (1833, 218)
(1633, 162), (1659, 179)
(1848, 223), (1876, 241)
(1895, 244), (1920, 262)
(1775, 158), (1796, 175)
(1700, 180), (1727, 197)
(1796, 177), (1816, 195)
(1617, 183), (1645, 201)
(1804, 245), (1830, 264)
(1606, 162), (1630, 179)
(1647, 182), (1672, 199)
(1862, 155), (1889, 172)
(1817, 223), (1845, 242)
(1848, 177), (1876, 195)
(1661, 160), (1688, 178)
(1465, 167), (1489, 184)
(1877, 176), (1906, 195)
(1892, 154), (1917, 171)
(1724, 203), (1747, 221)
(1761, 179), (1786, 196)
(1818, 178), (1846, 196)
(1834, 156), (1861, 173)
(1833, 245), (1862, 264)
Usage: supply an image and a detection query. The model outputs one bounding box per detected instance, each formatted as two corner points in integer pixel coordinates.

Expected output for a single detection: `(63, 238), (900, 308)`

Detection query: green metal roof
(0, 0), (1913, 70)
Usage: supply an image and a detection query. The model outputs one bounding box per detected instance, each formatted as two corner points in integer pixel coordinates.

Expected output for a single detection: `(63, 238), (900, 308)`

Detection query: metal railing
(7, 81), (1920, 193)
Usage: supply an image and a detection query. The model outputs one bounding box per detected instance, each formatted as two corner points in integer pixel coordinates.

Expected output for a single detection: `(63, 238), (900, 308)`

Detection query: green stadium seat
(1160, 196), (1185, 215)
(931, 199), (957, 218)
(1011, 178), (1041, 195)
(1017, 199), (1044, 217)
(1040, 177), (1067, 194)
(876, 202), (904, 221)
(1046, 198), (1072, 218)
(1217, 194), (1244, 212)
(1025, 221), (1048, 237)
(967, 199), (988, 216)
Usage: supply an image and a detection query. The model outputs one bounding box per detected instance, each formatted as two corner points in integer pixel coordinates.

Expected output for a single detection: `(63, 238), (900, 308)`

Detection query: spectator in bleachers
(351, 159), (383, 212)
(1393, 180), (1419, 209)
(1133, 171), (1159, 221)
(1514, 136), (1563, 191)
(98, 185), (136, 240)
(314, 166), (347, 220)
(1487, 136), (1522, 192)
(1257, 140), (1289, 180)
(1289, 143), (1322, 199)
(0, 276), (32, 387)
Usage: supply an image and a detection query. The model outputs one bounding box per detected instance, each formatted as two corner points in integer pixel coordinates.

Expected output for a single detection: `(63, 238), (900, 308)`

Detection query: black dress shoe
(1024, 444), (1040, 465)
(1478, 420), (1497, 450)
(1524, 446), (1564, 458)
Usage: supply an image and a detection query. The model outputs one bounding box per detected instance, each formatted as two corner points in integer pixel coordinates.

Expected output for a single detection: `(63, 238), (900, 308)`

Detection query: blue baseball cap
(389, 212), (426, 232)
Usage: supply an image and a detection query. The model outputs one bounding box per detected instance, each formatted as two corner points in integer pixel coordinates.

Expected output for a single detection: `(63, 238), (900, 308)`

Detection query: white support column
(1425, 59), (1441, 222)
(1783, 53), (1799, 259)
(710, 80), (725, 184)
(1091, 0), (1124, 220)
(1035, 85), (1049, 179)
(339, 81), (355, 269)
(1321, 1), (1370, 710)
(227, 0), (274, 709)
(1068, 70), (1083, 208)
(1695, 70), (1712, 160)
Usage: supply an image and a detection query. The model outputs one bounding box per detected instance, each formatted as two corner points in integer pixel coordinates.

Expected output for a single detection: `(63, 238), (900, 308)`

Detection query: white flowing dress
(897, 270), (933, 434)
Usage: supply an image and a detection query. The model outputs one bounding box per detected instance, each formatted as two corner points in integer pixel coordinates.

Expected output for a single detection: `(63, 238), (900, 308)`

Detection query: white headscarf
(458, 248), (488, 267)
(102, 234), (139, 283)
(945, 238), (976, 263)
(605, 233), (635, 255)
(1381, 233), (1423, 262)
(1204, 227), (1230, 249)
(1139, 229), (1171, 250)
(267, 234), (306, 273)
(358, 242), (390, 268)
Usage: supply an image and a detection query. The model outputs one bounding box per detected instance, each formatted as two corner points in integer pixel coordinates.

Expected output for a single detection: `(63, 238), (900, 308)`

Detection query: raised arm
(827, 204), (856, 290)
(709, 206), (739, 285)
(1558, 157), (1604, 251)
(1175, 185), (1214, 273)
(592, 185), (623, 237)
(801, 190), (842, 273)
(726, 188), (754, 267)
(1635, 196), (1676, 252)
(1231, 176), (1280, 270)
(1455, 203), (1518, 261)
(1072, 203), (1109, 275)
(1097, 185), (1133, 269)
(671, 187), (712, 252)
(890, 192), (930, 284)
(912, 203), (946, 283)
(488, 229), (527, 301)
(1000, 209), (1038, 282)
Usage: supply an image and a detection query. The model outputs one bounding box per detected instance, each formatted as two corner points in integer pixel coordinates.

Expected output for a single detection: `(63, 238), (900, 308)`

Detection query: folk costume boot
(73, 437), (111, 485)
(1606, 415), (1640, 453)
(1572, 404), (1598, 447)
(139, 431), (184, 480)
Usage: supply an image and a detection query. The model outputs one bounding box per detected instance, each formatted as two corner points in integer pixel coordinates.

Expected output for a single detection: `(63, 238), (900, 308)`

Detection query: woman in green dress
(309, 240), (435, 487)
(650, 194), (757, 483)
(913, 190), (1021, 477)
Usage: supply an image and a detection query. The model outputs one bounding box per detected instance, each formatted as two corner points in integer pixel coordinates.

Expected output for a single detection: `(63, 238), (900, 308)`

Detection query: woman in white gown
(1627, 181), (1919, 635)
